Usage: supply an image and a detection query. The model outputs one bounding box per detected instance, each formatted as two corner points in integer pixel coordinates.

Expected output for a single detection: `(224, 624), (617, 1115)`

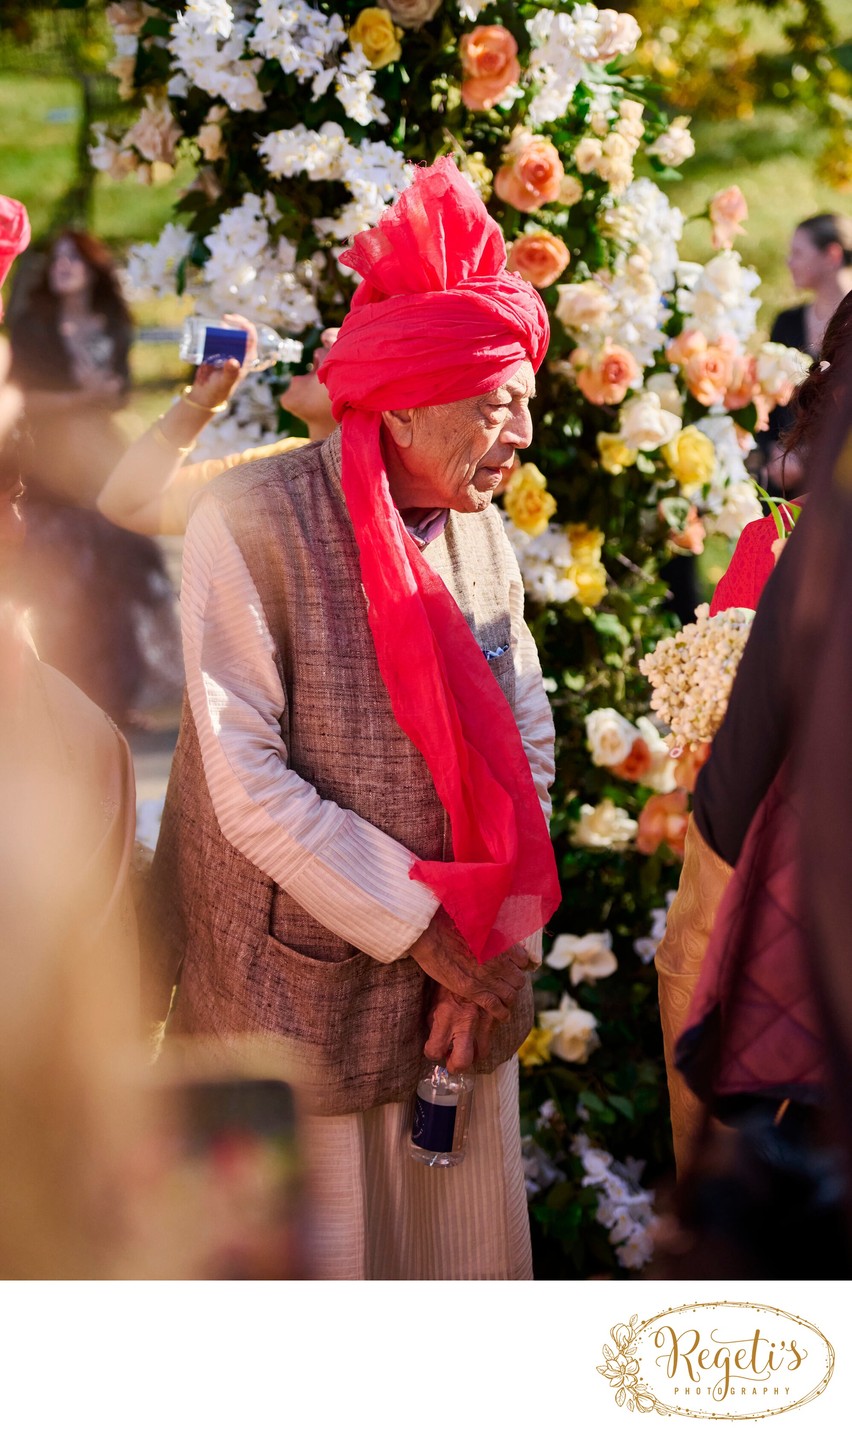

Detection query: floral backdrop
(95, 0), (809, 1276)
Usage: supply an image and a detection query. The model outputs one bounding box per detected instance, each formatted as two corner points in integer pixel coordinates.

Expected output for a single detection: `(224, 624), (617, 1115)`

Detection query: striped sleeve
(180, 494), (440, 963)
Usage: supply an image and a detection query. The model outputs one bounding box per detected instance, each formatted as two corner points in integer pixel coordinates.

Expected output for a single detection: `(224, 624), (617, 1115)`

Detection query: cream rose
(645, 371), (683, 416)
(756, 342), (811, 405)
(125, 95), (182, 166)
(539, 993), (600, 1063)
(378, 0), (442, 28)
(546, 932), (618, 986)
(594, 8), (641, 61)
(556, 280), (614, 333)
(585, 708), (640, 768)
(618, 392), (682, 451)
(647, 116), (695, 168)
(197, 105), (228, 163)
(573, 137), (603, 175)
(571, 799), (637, 850)
(559, 174), (584, 206)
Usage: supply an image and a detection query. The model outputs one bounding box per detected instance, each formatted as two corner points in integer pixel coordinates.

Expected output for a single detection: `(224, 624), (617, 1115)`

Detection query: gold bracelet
(181, 384), (229, 414)
(151, 418), (197, 457)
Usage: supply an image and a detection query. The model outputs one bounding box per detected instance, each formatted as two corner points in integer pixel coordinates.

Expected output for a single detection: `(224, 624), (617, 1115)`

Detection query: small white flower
(571, 799), (637, 850)
(546, 931), (618, 986)
(539, 993), (600, 1064)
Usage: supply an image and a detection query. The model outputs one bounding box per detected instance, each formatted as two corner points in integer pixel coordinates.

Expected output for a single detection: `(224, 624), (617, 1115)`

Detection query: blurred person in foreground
(764, 213), (852, 494)
(5, 229), (182, 727)
(145, 158), (559, 1280)
(654, 291), (852, 1175)
(0, 200), (141, 1278)
(97, 324), (338, 537)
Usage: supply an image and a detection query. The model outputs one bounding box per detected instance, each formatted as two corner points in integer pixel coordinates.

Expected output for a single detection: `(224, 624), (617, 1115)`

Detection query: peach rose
(378, 0), (441, 28)
(494, 137), (565, 213)
(665, 328), (707, 367)
(723, 353), (758, 412)
(507, 230), (570, 288)
(460, 26), (520, 111)
(683, 344), (735, 408)
(709, 185), (748, 250)
(636, 789), (689, 858)
(572, 341), (640, 405)
(673, 742), (711, 794)
(610, 737), (653, 783)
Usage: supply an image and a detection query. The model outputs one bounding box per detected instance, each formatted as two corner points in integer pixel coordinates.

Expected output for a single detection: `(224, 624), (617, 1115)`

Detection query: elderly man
(148, 158), (559, 1280)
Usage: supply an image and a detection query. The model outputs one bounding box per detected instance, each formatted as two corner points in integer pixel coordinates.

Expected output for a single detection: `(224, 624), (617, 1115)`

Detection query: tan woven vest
(147, 429), (534, 1114)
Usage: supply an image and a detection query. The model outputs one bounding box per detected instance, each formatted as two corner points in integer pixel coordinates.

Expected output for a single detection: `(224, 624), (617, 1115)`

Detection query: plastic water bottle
(408, 1061), (475, 1168)
(179, 316), (302, 371)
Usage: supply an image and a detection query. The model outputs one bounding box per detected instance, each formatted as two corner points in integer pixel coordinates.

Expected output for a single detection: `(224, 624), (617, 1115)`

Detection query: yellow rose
(569, 558), (608, 607)
(517, 1026), (553, 1068)
(567, 522), (604, 564)
(662, 424), (716, 494)
(596, 433), (637, 475)
(503, 462), (557, 536)
(349, 6), (403, 66)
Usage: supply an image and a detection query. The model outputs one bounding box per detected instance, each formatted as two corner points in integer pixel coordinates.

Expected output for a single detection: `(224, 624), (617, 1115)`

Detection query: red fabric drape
(319, 158), (559, 961)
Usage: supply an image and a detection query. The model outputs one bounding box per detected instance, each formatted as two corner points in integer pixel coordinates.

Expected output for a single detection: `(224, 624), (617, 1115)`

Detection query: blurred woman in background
(6, 230), (182, 728)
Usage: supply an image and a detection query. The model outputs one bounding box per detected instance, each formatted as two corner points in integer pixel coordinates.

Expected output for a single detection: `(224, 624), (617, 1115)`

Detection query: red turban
(319, 157), (559, 963)
(0, 195), (30, 321)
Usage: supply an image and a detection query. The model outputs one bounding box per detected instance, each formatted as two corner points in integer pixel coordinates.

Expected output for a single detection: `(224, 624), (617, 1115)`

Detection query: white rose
(555, 280), (614, 333)
(574, 137), (603, 174)
(539, 993), (600, 1063)
(618, 391), (682, 452)
(546, 932), (618, 985)
(585, 708), (640, 767)
(636, 716), (677, 793)
(645, 370), (683, 416)
(571, 799), (637, 850)
(755, 341), (810, 403)
(646, 117), (695, 168)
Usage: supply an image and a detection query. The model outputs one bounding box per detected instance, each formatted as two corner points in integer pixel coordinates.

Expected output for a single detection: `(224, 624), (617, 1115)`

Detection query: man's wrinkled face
(384, 361), (535, 513)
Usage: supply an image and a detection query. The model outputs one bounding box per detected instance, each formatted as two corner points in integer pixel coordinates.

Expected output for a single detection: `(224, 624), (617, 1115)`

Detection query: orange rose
(572, 341), (640, 406)
(494, 137), (565, 213)
(723, 353), (758, 412)
(507, 230), (570, 288)
(665, 329), (706, 367)
(460, 25), (520, 110)
(636, 789), (689, 858)
(610, 737), (652, 783)
(673, 742), (711, 794)
(666, 504), (706, 556)
(709, 184), (748, 250)
(683, 344), (735, 408)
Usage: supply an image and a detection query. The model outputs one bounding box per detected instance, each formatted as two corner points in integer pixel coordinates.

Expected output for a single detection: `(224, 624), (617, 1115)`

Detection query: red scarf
(319, 158), (560, 962)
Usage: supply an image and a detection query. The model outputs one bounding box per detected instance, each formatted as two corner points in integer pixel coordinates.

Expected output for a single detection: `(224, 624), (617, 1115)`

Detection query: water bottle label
(411, 1095), (457, 1154)
(201, 325), (248, 366)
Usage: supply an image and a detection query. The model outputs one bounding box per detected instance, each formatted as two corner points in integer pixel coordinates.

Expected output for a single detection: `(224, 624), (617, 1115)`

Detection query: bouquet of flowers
(639, 603), (755, 749)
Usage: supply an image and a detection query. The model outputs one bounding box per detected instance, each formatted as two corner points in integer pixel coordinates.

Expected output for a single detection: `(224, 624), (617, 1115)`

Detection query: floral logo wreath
(597, 1316), (670, 1416)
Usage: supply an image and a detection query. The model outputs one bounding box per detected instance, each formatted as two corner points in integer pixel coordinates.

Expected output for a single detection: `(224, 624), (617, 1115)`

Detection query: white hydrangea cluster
(525, 5), (640, 127)
(260, 125), (411, 240)
(503, 518), (579, 605)
(639, 603), (755, 747)
(124, 222), (192, 300)
(571, 798), (638, 850)
(169, 4), (265, 111)
(572, 1133), (656, 1271)
(676, 251), (761, 346)
(251, 0), (346, 88)
(201, 193), (321, 330)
